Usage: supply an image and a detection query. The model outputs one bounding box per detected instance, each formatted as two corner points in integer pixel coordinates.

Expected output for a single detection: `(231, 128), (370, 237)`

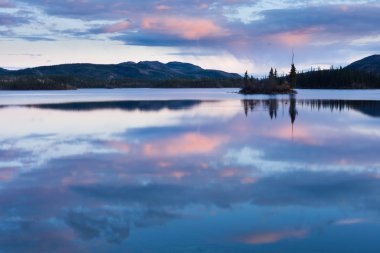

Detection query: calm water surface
(1, 89), (380, 252)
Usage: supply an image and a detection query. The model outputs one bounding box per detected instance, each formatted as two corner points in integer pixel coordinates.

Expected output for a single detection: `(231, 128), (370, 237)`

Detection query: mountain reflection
(1, 97), (380, 252)
(12, 98), (380, 118)
(28, 100), (205, 111)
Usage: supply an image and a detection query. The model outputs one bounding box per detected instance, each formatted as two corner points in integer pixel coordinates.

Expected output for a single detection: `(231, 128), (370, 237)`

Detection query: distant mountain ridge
(345, 55), (380, 75)
(2, 55), (380, 90)
(0, 61), (241, 80)
(0, 68), (9, 74)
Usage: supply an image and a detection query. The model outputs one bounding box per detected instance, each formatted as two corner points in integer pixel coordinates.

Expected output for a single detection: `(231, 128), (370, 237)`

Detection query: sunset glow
(0, 1), (379, 74)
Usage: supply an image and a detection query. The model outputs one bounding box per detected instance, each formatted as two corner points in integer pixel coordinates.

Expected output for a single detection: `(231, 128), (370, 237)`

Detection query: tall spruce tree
(289, 64), (297, 88)
(269, 68), (274, 79)
(243, 71), (249, 88)
(289, 50), (297, 88)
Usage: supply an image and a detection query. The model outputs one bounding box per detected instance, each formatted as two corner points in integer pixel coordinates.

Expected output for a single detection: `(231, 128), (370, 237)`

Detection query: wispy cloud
(238, 229), (309, 244)
(1, 1), (380, 72)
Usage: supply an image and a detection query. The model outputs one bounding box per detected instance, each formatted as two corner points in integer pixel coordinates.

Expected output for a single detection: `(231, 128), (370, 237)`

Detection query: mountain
(0, 61), (241, 80)
(0, 61), (241, 90)
(0, 68), (9, 74)
(345, 55), (380, 75)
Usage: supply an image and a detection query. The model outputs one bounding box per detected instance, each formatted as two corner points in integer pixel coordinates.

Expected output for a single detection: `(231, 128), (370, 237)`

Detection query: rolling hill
(345, 55), (380, 75)
(0, 68), (9, 74)
(0, 61), (241, 81)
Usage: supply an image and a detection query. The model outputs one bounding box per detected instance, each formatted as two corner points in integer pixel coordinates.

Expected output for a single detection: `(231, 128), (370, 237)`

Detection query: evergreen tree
(243, 71), (249, 88)
(269, 68), (274, 79)
(289, 64), (297, 88)
(250, 75), (255, 85)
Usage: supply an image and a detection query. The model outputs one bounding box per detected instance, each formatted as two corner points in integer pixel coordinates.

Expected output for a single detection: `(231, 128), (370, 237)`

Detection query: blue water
(0, 89), (380, 252)
(1, 88), (380, 105)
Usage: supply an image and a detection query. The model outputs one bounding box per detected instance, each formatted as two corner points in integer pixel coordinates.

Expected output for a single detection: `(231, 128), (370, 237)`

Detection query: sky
(0, 0), (380, 75)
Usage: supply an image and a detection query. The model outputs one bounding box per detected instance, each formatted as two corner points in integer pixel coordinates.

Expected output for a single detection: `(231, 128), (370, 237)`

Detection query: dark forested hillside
(0, 68), (9, 75)
(0, 75), (242, 90)
(0, 61), (241, 80)
(2, 55), (380, 90)
(346, 55), (380, 75)
(294, 55), (380, 89)
(0, 76), (77, 90)
(0, 61), (241, 90)
(295, 67), (380, 89)
(244, 54), (380, 91)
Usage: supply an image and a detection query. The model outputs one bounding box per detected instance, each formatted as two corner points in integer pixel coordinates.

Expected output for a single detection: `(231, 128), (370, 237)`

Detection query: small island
(240, 60), (297, 95)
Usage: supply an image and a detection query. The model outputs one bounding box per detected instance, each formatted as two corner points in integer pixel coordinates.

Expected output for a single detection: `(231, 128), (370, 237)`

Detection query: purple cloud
(0, 13), (27, 26)
(0, 0), (14, 8)
(2, 0), (380, 71)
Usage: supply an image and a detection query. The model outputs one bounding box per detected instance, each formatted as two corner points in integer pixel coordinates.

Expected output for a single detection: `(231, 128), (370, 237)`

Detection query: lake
(1, 89), (380, 253)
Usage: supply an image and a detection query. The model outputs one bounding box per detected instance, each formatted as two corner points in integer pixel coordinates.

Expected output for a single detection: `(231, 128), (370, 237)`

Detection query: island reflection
(243, 97), (380, 119)
(28, 100), (205, 111)
(0, 97), (380, 252)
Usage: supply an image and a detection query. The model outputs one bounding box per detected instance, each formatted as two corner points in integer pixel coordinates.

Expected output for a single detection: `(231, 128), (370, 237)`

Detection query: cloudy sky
(0, 0), (379, 74)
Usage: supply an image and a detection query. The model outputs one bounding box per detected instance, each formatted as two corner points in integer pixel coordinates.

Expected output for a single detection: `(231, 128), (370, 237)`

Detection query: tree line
(294, 66), (380, 89)
(243, 64), (380, 90)
(2, 62), (380, 90)
(0, 76), (242, 90)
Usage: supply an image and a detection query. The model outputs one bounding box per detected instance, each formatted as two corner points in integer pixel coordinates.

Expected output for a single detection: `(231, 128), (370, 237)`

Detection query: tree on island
(289, 64), (297, 88)
(268, 67), (280, 86)
(288, 50), (297, 88)
(240, 67), (296, 95)
(250, 75), (255, 85)
(239, 52), (297, 95)
(243, 71), (249, 88)
(269, 68), (274, 79)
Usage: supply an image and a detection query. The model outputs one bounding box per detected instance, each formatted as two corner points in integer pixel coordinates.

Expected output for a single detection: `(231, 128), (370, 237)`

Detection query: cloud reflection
(238, 229), (309, 245)
(1, 97), (380, 252)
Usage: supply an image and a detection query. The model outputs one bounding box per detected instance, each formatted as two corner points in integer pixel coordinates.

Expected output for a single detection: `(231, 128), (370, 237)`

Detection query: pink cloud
(199, 162), (209, 169)
(155, 5), (171, 11)
(266, 27), (324, 47)
(239, 229), (309, 245)
(107, 140), (130, 153)
(0, 167), (19, 182)
(339, 5), (350, 12)
(170, 171), (188, 179)
(0, 0), (13, 8)
(141, 16), (228, 40)
(240, 177), (257, 184)
(61, 176), (98, 186)
(61, 169), (100, 186)
(144, 133), (226, 157)
(158, 162), (172, 168)
(264, 124), (323, 145)
(219, 168), (257, 184)
(220, 168), (240, 177)
(101, 20), (130, 33)
(198, 3), (209, 9)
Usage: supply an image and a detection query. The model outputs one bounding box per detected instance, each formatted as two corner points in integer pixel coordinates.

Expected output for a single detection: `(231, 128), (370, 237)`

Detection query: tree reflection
(242, 96), (298, 125)
(289, 95), (298, 125)
(242, 98), (380, 121)
(267, 99), (279, 119)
